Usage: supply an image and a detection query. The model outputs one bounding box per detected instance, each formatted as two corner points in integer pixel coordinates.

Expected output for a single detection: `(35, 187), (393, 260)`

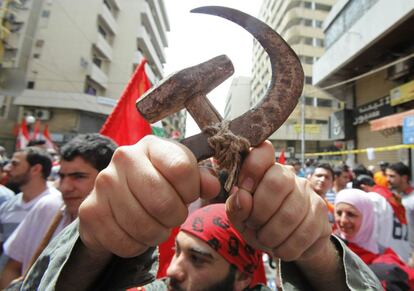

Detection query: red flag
(31, 120), (41, 140)
(100, 58), (152, 146)
(278, 148), (286, 164)
(16, 119), (30, 150)
(43, 124), (56, 150)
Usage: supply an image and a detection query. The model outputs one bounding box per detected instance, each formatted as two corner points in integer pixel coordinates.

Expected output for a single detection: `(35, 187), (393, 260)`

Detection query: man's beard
(9, 170), (30, 187)
(168, 265), (237, 291)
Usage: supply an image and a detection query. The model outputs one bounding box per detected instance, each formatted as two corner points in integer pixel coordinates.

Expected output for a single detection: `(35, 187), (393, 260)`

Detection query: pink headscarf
(334, 188), (378, 253)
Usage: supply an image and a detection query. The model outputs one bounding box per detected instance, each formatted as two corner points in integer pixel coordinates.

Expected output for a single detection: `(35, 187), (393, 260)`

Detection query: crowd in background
(0, 137), (413, 290)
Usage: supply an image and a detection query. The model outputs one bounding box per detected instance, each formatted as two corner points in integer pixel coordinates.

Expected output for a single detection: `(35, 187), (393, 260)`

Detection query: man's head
(386, 162), (411, 193)
(379, 161), (389, 173)
(58, 134), (117, 218)
(353, 175), (375, 192)
(167, 204), (261, 291)
(307, 163), (334, 197)
(5, 147), (52, 188)
(333, 164), (350, 190)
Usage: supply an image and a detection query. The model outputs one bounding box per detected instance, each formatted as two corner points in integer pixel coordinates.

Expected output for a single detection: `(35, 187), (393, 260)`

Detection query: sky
(162, 0), (263, 137)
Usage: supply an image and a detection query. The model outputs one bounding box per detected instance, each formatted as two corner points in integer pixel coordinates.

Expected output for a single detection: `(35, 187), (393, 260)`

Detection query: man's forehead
(314, 168), (331, 176)
(177, 231), (217, 258)
(60, 157), (96, 172)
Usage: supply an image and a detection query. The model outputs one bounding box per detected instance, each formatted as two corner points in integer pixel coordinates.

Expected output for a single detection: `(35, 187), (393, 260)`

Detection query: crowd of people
(0, 135), (412, 290)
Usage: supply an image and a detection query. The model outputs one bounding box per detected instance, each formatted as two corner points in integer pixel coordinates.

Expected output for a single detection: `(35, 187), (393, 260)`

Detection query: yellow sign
(293, 124), (320, 134)
(390, 80), (414, 106)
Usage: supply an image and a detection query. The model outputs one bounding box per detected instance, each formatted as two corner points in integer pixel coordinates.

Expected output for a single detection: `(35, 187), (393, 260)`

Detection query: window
(304, 19), (312, 26)
(304, 38), (313, 45)
(98, 25), (107, 39)
(304, 2), (312, 9)
(315, 38), (324, 47)
(103, 0), (112, 11)
(305, 76), (313, 84)
(305, 97), (314, 106)
(42, 10), (50, 18)
(27, 81), (35, 89)
(315, 20), (323, 28)
(317, 98), (333, 107)
(33, 53), (40, 59)
(85, 85), (97, 96)
(93, 55), (102, 68)
(315, 3), (331, 12)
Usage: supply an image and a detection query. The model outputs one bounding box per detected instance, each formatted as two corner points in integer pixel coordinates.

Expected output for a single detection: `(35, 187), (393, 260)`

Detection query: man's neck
(400, 183), (414, 195)
(21, 180), (47, 202)
(333, 184), (344, 193)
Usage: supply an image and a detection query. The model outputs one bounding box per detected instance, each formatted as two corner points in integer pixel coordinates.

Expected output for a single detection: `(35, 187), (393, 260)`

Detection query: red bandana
(180, 203), (261, 275)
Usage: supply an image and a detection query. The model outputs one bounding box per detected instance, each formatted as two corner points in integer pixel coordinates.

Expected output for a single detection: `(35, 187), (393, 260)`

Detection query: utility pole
(301, 95), (305, 166)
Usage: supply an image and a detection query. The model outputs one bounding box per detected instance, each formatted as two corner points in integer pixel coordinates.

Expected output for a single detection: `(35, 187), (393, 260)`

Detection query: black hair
(333, 164), (349, 177)
(60, 134), (117, 171)
(27, 140), (46, 147)
(353, 174), (375, 190)
(352, 164), (372, 178)
(18, 147), (52, 179)
(310, 163), (334, 179)
(387, 162), (411, 181)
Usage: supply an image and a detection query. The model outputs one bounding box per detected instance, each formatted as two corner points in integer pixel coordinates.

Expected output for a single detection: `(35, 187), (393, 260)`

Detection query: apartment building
(251, 0), (339, 158)
(313, 0), (414, 170)
(0, 0), (186, 152)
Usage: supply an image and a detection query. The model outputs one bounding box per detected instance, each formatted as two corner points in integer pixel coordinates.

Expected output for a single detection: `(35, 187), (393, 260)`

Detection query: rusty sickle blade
(180, 6), (304, 160)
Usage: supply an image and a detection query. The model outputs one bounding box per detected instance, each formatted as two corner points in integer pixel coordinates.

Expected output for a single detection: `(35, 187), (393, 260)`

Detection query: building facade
(223, 76), (251, 120)
(0, 0), (185, 153)
(313, 0), (414, 171)
(252, 0), (339, 159)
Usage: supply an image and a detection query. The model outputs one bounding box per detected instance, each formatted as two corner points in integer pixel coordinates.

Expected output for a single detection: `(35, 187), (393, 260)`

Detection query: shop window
(317, 98), (333, 107)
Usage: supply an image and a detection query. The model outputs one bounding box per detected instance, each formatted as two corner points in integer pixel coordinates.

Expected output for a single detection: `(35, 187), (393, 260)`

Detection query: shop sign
(403, 115), (414, 144)
(353, 96), (394, 125)
(293, 124), (320, 134)
(390, 80), (414, 106)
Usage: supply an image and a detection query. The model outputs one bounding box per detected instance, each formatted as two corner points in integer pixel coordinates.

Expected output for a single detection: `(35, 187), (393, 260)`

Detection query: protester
(0, 134), (117, 287)
(325, 164), (350, 204)
(353, 175), (411, 262)
(307, 163), (335, 221)
(0, 147), (59, 271)
(334, 188), (414, 290)
(14, 138), (380, 290)
(386, 162), (414, 199)
(374, 161), (389, 188)
(0, 161), (13, 206)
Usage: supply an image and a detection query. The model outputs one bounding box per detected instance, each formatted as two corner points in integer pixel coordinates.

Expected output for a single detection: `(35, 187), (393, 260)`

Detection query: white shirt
(4, 192), (71, 273)
(367, 191), (411, 262)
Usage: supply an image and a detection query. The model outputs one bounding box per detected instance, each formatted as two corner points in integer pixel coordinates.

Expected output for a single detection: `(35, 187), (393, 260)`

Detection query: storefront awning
(370, 109), (414, 131)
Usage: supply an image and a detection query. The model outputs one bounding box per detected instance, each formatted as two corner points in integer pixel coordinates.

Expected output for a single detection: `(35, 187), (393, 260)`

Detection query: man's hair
(333, 164), (349, 177)
(387, 162), (411, 181)
(352, 164), (372, 178)
(310, 163), (334, 179)
(18, 147), (52, 179)
(353, 174), (375, 190)
(60, 134), (117, 171)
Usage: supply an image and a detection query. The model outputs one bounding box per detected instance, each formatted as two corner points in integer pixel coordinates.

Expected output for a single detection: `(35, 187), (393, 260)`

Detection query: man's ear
(233, 271), (252, 291)
(30, 164), (43, 177)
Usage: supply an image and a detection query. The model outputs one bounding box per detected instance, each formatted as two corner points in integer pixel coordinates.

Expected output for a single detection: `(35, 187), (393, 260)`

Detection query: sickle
(180, 6), (304, 160)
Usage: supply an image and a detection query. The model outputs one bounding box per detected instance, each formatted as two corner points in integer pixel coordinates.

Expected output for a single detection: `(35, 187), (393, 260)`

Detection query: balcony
(137, 26), (163, 78)
(99, 3), (117, 35)
(142, 1), (166, 62)
(88, 63), (108, 89)
(95, 34), (112, 60)
(270, 123), (330, 141)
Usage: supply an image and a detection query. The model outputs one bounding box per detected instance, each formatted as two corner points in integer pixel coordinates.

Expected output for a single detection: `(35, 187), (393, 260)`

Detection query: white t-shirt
(0, 185), (60, 272)
(367, 191), (411, 262)
(4, 192), (71, 273)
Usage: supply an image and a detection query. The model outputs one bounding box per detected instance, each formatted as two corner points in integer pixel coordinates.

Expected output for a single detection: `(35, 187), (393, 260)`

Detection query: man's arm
(0, 258), (22, 289)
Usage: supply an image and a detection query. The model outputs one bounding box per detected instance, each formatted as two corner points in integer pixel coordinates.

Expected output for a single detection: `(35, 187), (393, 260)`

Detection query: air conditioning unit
(34, 109), (51, 120)
(387, 61), (411, 81)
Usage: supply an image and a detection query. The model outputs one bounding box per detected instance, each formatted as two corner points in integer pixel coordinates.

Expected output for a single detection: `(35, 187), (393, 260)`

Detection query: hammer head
(136, 55), (234, 123)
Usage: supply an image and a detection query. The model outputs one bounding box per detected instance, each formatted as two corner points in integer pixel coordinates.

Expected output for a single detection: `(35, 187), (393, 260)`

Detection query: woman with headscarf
(335, 188), (414, 290)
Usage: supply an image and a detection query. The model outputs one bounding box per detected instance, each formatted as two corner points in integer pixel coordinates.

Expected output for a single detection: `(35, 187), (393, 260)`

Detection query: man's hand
(226, 141), (332, 262)
(78, 136), (220, 258)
